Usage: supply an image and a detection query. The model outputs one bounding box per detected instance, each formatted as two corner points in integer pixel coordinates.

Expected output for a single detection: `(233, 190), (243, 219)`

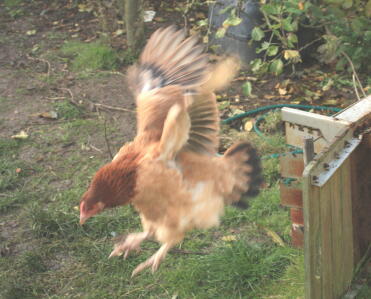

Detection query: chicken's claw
(108, 232), (149, 259)
(131, 242), (172, 277)
(131, 254), (160, 277)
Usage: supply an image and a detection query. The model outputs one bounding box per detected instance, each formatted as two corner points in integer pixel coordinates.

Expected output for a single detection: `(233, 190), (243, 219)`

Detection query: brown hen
(79, 26), (263, 276)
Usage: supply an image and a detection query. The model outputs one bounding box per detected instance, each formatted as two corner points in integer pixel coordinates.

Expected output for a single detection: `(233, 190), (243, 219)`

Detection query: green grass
(0, 128), (304, 298)
(53, 100), (83, 120)
(161, 242), (295, 298)
(4, 0), (24, 8)
(0, 138), (36, 212)
(61, 41), (118, 72)
(3, 0), (26, 18)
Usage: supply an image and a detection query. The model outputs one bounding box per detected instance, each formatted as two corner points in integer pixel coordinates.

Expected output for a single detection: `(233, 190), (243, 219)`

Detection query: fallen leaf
(11, 130), (28, 139)
(234, 76), (257, 81)
(81, 144), (91, 151)
(322, 79), (334, 91)
(222, 235), (237, 242)
(263, 227), (285, 246)
(31, 44), (40, 53)
(322, 99), (338, 105)
(290, 100), (301, 104)
(244, 120), (254, 132)
(78, 4), (93, 13)
(195, 12), (206, 19)
(278, 88), (287, 95)
(38, 111), (58, 119)
(113, 29), (125, 36)
(26, 30), (37, 36)
(230, 108), (245, 116)
(218, 101), (230, 110)
(284, 50), (301, 62)
(154, 17), (165, 22)
(242, 81), (252, 97)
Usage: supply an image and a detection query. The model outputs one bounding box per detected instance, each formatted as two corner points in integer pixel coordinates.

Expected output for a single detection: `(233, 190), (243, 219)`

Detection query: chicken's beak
(79, 215), (88, 225)
(79, 203), (89, 225)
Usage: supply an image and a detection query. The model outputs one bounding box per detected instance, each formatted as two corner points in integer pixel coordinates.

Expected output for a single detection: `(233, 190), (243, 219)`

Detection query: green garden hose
(221, 104), (342, 160)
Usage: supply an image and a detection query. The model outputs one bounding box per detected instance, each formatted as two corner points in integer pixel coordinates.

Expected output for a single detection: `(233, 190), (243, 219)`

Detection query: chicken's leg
(109, 231), (152, 259)
(131, 242), (173, 277)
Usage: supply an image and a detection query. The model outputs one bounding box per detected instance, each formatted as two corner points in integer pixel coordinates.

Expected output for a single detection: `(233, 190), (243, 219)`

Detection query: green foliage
(215, 7), (242, 39)
(313, 2), (371, 73)
(250, 0), (371, 75)
(4, 0), (24, 7)
(3, 0), (25, 18)
(242, 80), (252, 96)
(261, 111), (282, 133)
(250, 0), (309, 76)
(61, 41), (118, 72)
(262, 158), (281, 187)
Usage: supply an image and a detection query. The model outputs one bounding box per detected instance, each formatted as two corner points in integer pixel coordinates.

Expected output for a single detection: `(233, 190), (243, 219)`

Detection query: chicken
(79, 26), (263, 276)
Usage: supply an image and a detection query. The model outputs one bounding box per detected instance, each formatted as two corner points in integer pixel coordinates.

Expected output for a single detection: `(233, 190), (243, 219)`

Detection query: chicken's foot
(108, 231), (151, 259)
(131, 242), (173, 277)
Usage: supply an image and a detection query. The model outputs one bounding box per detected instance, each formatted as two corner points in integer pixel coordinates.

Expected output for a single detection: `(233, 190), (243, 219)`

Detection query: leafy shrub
(249, 0), (371, 75)
(313, 1), (371, 73)
(249, 0), (312, 76)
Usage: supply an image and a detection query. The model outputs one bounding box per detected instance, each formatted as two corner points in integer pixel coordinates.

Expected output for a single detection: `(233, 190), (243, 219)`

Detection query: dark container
(208, 0), (261, 66)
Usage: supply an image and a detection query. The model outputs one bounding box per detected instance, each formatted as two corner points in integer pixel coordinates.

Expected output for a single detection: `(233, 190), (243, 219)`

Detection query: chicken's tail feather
(128, 26), (208, 96)
(223, 142), (263, 208)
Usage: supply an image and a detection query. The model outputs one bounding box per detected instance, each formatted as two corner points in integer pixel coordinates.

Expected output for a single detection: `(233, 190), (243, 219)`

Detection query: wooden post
(124, 0), (144, 52)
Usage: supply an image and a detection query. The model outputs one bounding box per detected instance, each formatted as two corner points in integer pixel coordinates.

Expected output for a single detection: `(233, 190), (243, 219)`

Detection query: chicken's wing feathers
(182, 93), (219, 155)
(158, 99), (190, 161)
(128, 26), (208, 97)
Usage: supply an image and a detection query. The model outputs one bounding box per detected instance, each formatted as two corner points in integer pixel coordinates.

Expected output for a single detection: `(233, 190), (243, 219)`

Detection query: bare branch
(341, 51), (367, 99)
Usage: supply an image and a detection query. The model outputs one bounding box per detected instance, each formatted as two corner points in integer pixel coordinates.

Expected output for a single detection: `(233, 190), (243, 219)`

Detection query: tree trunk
(124, 0), (144, 52)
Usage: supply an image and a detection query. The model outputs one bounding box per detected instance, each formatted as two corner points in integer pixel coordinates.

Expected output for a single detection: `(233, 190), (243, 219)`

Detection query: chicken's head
(79, 154), (139, 224)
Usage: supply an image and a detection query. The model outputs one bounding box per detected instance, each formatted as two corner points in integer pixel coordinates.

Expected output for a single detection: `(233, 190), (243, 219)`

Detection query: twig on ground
(171, 248), (208, 255)
(58, 88), (79, 106)
(89, 144), (104, 154)
(26, 120), (70, 126)
(93, 103), (135, 113)
(104, 118), (114, 159)
(26, 54), (51, 77)
(47, 96), (66, 101)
